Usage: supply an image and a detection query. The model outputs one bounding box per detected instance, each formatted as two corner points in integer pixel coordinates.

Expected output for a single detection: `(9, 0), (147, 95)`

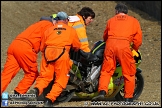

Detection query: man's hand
(52, 20), (56, 25)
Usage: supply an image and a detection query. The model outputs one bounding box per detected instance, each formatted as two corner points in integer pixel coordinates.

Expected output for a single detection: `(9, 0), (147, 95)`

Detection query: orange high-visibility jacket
(68, 14), (90, 52)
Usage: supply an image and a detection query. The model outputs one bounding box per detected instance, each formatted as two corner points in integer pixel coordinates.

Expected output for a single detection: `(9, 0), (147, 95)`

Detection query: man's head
(115, 3), (128, 14)
(54, 11), (69, 24)
(77, 7), (95, 26)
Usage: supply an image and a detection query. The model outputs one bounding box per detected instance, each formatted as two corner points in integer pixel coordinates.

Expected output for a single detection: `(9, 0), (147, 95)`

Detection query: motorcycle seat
(79, 50), (99, 62)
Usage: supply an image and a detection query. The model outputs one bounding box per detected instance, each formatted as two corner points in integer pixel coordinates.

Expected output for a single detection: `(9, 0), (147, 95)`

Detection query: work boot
(14, 90), (20, 94)
(43, 98), (53, 107)
(124, 98), (133, 102)
(92, 90), (106, 101)
(27, 88), (39, 101)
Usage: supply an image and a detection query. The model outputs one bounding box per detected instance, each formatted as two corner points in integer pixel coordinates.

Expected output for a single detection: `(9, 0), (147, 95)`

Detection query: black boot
(24, 88), (39, 107)
(27, 88), (39, 101)
(124, 98), (133, 102)
(43, 98), (53, 107)
(14, 90), (20, 94)
(92, 90), (106, 101)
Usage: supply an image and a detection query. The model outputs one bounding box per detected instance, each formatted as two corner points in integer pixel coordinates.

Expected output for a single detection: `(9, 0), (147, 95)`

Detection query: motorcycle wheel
(115, 73), (144, 101)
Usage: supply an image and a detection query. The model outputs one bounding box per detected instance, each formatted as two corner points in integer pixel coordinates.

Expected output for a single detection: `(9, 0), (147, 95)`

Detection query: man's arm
(132, 20), (142, 51)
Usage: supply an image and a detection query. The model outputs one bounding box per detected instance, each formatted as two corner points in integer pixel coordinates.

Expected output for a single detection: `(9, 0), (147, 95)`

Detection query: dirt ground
(1, 1), (161, 107)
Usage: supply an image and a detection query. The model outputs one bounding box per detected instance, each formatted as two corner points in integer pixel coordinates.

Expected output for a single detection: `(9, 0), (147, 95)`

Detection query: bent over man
(27, 12), (81, 107)
(1, 14), (56, 95)
(92, 3), (142, 102)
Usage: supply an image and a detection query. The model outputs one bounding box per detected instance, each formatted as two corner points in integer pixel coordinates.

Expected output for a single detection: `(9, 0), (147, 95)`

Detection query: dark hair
(77, 7), (95, 19)
(115, 3), (128, 14)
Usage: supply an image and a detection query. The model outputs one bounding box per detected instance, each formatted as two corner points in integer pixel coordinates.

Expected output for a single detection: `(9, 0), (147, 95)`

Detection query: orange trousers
(34, 51), (70, 102)
(98, 39), (136, 98)
(1, 39), (39, 94)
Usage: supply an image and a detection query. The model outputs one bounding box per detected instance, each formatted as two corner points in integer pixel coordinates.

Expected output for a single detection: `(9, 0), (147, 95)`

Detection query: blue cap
(56, 11), (69, 20)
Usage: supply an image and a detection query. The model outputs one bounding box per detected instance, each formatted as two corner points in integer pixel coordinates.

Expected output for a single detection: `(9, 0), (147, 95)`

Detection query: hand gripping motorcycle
(39, 40), (144, 104)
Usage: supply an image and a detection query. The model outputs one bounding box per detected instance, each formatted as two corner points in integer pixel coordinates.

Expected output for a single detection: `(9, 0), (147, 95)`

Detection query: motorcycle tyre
(115, 73), (144, 101)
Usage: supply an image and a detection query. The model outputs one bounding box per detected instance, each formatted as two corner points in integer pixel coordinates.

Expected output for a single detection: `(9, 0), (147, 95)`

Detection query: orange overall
(98, 13), (142, 98)
(34, 21), (81, 102)
(1, 20), (53, 94)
